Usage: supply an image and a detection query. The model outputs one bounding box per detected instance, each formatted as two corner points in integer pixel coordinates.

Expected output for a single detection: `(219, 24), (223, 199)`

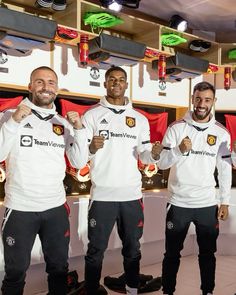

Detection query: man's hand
(66, 111), (83, 129)
(151, 141), (163, 160)
(218, 204), (229, 221)
(12, 104), (31, 123)
(89, 136), (105, 154)
(179, 136), (192, 154)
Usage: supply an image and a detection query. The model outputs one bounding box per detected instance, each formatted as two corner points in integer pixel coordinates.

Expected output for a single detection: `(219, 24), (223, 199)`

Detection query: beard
(33, 92), (56, 107)
(193, 107), (212, 121)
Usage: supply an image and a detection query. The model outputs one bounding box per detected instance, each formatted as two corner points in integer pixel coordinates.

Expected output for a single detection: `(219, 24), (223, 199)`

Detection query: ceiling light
(169, 14), (187, 32)
(100, 0), (140, 11)
(109, 0), (122, 12)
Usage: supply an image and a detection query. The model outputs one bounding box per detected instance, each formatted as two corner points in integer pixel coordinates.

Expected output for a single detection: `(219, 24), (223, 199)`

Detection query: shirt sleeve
(137, 117), (159, 164)
(157, 126), (183, 170)
(231, 150), (236, 167)
(216, 132), (232, 205)
(0, 111), (20, 162)
(81, 112), (96, 160)
(65, 122), (89, 169)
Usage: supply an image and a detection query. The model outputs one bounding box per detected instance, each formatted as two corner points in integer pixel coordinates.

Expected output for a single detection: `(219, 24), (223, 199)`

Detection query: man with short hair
(82, 66), (163, 295)
(158, 81), (232, 295)
(0, 66), (88, 295)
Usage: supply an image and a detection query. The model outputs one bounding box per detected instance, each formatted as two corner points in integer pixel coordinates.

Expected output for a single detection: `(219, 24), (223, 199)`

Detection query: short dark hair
(105, 66), (127, 80)
(193, 81), (215, 97)
(30, 66), (58, 82)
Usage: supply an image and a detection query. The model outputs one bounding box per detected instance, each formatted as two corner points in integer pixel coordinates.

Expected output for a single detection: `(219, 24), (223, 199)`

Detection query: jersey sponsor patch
(126, 116), (135, 128)
(20, 135), (33, 147)
(99, 130), (109, 140)
(53, 124), (64, 136)
(207, 134), (217, 146)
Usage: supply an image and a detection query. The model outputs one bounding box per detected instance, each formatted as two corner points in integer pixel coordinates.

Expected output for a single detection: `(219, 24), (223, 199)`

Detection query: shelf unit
(1, 0), (236, 92)
(1, 0), (225, 65)
(160, 26), (220, 65)
(220, 43), (236, 66)
(79, 1), (160, 48)
(1, 0), (164, 58)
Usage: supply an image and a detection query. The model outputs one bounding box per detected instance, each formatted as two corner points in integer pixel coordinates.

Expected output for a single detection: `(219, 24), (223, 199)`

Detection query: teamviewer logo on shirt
(20, 135), (33, 147)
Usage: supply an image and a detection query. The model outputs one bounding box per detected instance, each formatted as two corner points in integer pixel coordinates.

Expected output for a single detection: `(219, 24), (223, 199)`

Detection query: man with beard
(0, 66), (88, 295)
(158, 81), (232, 295)
(82, 66), (163, 295)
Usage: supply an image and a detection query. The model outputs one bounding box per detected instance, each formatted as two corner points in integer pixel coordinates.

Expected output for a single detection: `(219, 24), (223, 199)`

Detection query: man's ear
(28, 83), (32, 92)
(104, 81), (107, 89)
(191, 95), (194, 104)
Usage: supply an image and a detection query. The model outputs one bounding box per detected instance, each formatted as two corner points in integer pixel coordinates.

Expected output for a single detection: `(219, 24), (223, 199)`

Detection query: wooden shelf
(0, 0), (225, 67)
(0, 83), (189, 111)
(220, 43), (236, 66)
(80, 0), (161, 49)
(2, 0), (236, 70)
(160, 26), (220, 65)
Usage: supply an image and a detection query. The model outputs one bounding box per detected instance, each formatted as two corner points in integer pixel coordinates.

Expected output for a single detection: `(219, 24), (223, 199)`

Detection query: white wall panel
(131, 62), (192, 107)
(0, 44), (51, 86)
(53, 44), (131, 97)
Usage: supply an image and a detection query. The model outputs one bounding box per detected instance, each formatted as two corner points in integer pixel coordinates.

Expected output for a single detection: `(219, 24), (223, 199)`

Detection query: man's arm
(216, 133), (232, 220)
(81, 112), (103, 160)
(157, 128), (192, 170)
(0, 104), (31, 162)
(137, 119), (162, 164)
(65, 111), (89, 169)
(231, 139), (236, 167)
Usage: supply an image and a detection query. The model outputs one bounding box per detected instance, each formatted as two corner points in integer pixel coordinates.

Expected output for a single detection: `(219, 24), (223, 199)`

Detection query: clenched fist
(179, 136), (192, 154)
(66, 111), (83, 130)
(218, 204), (229, 221)
(151, 141), (163, 160)
(12, 104), (31, 123)
(89, 136), (105, 154)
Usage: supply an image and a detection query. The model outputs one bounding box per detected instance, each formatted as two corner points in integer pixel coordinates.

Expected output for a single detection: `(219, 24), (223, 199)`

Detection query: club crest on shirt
(126, 116), (135, 128)
(207, 134), (217, 146)
(53, 124), (64, 136)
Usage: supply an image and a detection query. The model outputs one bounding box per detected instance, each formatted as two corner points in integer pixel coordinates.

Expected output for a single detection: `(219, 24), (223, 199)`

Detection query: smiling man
(82, 66), (163, 295)
(0, 66), (88, 295)
(158, 81), (232, 295)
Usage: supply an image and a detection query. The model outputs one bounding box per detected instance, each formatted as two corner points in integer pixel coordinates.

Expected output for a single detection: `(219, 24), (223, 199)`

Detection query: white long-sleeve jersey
(0, 98), (88, 211)
(82, 96), (157, 202)
(158, 111), (232, 208)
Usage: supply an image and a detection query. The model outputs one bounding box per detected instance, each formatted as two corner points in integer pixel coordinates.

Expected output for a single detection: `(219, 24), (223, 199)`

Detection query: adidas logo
(23, 123), (33, 129)
(100, 118), (108, 124)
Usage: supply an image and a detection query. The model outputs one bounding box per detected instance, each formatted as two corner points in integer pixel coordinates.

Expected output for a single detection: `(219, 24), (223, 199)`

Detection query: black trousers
(1, 203), (70, 295)
(162, 204), (219, 295)
(85, 199), (144, 294)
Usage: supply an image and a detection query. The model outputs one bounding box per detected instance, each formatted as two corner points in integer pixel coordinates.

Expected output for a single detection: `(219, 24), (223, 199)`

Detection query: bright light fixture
(100, 0), (140, 11)
(108, 0), (122, 12)
(169, 14), (188, 32)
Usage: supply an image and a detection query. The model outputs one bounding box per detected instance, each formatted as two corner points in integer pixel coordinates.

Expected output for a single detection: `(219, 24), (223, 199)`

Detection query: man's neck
(192, 113), (211, 123)
(106, 96), (126, 106)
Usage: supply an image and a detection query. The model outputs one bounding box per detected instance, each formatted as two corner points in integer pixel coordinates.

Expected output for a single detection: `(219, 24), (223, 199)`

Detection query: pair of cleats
(35, 0), (67, 11)
(189, 39), (211, 52)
